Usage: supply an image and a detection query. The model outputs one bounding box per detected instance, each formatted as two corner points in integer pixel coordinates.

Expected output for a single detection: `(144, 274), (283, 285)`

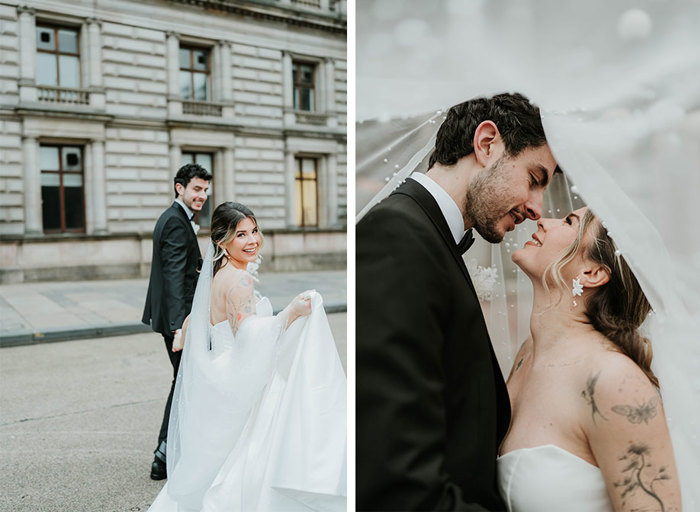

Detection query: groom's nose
(524, 189), (544, 220)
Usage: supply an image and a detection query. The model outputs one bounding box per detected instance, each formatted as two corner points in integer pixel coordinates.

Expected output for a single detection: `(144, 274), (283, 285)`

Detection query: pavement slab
(0, 271), (346, 347)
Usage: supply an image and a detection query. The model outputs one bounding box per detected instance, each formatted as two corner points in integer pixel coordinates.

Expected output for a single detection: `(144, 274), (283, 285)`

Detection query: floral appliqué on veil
(465, 259), (499, 302)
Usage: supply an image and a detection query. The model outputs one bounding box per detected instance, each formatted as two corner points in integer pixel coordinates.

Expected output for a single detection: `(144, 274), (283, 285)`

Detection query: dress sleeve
(356, 207), (490, 512)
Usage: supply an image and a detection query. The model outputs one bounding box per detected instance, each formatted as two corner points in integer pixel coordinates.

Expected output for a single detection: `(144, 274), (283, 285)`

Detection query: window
(294, 157), (318, 227)
(181, 152), (213, 229)
(292, 62), (315, 112)
(36, 24), (80, 88)
(40, 145), (85, 233)
(179, 46), (210, 101)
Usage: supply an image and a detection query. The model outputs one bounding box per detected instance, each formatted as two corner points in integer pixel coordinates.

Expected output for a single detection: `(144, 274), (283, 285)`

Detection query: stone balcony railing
(292, 0), (321, 7)
(294, 110), (329, 126)
(37, 86), (89, 105)
(182, 99), (224, 117)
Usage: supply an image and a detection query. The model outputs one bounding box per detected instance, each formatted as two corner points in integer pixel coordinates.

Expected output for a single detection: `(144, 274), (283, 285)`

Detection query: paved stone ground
(0, 271), (346, 346)
(0, 313), (346, 512)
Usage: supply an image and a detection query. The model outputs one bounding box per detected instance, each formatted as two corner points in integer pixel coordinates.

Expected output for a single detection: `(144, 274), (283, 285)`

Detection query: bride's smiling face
(222, 217), (261, 270)
(512, 206), (591, 279)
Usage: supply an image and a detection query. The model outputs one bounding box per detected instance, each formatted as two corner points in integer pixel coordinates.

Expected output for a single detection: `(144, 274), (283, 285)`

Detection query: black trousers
(156, 334), (182, 450)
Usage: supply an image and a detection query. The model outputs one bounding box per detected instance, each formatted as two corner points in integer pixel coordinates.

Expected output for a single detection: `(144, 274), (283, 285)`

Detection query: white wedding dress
(148, 243), (346, 512)
(497, 445), (613, 512)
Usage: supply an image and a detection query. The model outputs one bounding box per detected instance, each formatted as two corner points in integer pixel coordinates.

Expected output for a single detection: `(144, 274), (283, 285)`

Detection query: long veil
(357, 0), (700, 508)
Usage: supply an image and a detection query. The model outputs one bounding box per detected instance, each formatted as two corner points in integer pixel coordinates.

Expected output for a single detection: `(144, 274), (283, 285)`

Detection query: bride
(498, 206), (681, 511)
(148, 201), (347, 512)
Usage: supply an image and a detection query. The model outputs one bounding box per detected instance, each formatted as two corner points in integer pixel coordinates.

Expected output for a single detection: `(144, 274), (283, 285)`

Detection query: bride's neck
(529, 283), (597, 359)
(225, 255), (247, 271)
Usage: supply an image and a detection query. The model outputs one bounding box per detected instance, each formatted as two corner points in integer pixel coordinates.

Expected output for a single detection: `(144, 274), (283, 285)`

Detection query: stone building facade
(0, 0), (347, 283)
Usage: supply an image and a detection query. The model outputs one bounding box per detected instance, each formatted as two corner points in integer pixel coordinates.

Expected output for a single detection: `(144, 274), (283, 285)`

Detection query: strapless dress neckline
(498, 444), (598, 468)
(497, 444), (613, 512)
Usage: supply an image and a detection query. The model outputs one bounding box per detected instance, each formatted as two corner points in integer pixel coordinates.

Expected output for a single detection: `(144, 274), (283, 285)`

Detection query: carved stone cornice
(166, 0), (346, 34)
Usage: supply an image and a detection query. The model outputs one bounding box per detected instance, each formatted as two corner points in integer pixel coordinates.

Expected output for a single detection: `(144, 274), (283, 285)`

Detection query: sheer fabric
(150, 242), (346, 511)
(357, 1), (700, 508)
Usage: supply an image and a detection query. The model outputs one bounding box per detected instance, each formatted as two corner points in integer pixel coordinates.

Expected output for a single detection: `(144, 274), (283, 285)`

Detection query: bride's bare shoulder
(575, 339), (659, 425)
(213, 266), (255, 296)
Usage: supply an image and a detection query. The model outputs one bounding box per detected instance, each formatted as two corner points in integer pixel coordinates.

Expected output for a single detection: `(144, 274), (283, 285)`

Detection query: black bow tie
(456, 229), (475, 255)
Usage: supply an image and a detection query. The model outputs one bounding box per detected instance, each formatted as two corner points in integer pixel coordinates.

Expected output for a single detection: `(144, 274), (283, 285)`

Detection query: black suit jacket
(142, 202), (202, 336)
(356, 179), (511, 511)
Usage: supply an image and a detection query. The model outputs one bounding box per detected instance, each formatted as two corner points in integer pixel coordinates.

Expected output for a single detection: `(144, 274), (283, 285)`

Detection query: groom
(356, 93), (558, 510)
(142, 162), (211, 480)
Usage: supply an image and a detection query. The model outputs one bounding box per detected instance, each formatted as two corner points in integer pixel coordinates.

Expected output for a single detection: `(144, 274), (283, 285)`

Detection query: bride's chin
(511, 251), (532, 276)
(511, 249), (525, 265)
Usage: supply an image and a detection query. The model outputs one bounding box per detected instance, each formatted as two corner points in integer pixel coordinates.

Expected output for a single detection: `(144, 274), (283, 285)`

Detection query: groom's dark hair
(428, 93), (547, 169)
(174, 163), (212, 197)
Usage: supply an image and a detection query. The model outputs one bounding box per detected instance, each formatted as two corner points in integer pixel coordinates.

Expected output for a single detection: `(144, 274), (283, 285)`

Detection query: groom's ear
(473, 121), (503, 168)
(580, 265), (611, 289)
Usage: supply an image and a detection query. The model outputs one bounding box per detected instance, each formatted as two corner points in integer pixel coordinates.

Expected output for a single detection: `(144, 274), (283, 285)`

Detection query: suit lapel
(393, 178), (511, 440)
(171, 202), (199, 246)
(392, 179), (478, 296)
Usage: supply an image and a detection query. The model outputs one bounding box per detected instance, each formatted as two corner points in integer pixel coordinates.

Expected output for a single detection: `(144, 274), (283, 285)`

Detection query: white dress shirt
(175, 199), (199, 234)
(409, 172), (466, 244)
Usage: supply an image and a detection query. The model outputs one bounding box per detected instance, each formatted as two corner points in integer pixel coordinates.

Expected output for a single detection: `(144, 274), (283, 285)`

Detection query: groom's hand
(172, 329), (183, 352)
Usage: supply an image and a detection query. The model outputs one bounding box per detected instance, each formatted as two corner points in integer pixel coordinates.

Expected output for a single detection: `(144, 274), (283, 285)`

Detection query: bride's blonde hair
(543, 209), (658, 386)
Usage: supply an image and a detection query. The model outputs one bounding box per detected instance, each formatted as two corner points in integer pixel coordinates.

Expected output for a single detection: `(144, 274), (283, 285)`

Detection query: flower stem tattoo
(612, 395), (659, 425)
(581, 371), (607, 424)
(614, 443), (670, 512)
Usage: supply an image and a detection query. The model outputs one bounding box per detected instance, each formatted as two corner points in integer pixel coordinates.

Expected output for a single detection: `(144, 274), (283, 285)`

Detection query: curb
(0, 303), (347, 348)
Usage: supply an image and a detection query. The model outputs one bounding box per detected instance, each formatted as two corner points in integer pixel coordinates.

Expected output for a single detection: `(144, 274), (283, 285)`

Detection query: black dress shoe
(150, 456), (167, 480)
(150, 439), (167, 480)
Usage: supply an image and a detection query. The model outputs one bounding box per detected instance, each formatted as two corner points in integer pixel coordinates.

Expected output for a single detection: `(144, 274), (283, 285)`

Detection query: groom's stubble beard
(464, 156), (513, 243)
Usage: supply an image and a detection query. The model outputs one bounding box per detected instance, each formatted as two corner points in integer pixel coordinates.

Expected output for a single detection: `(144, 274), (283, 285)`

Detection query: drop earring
(572, 277), (584, 307)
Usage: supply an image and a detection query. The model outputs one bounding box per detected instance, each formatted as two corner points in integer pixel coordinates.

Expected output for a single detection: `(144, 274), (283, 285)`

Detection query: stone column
(169, 144), (181, 182)
(327, 152), (338, 226)
(223, 146), (235, 202)
(22, 136), (41, 235)
(84, 142), (94, 234)
(282, 52), (295, 125)
(219, 40), (234, 117)
(91, 139), (107, 234)
(284, 147), (296, 226)
(219, 41), (232, 101)
(314, 58), (325, 114)
(317, 157), (328, 228)
(166, 32), (182, 115)
(320, 0), (330, 12)
(17, 6), (37, 103)
(87, 18), (105, 109)
(325, 58), (337, 127)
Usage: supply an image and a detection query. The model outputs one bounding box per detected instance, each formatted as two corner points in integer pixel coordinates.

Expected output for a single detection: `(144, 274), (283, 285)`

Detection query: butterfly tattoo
(611, 395), (659, 425)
